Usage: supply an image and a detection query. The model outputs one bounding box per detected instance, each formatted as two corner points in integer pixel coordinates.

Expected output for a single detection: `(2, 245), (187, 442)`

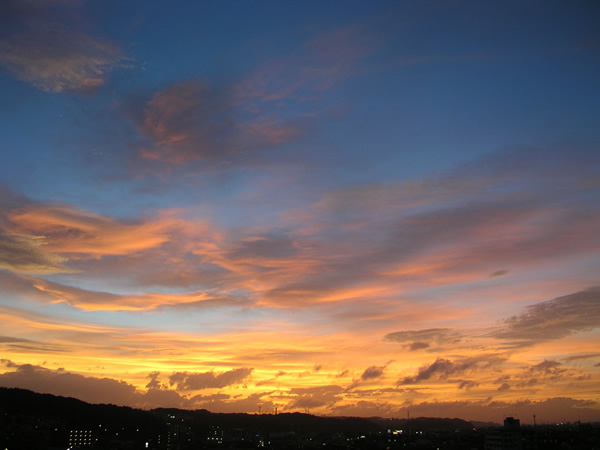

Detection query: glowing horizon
(1, 1), (599, 424)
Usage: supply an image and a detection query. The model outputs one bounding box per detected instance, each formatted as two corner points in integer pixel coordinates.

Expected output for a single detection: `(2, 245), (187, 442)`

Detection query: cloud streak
(0, 1), (125, 92)
(384, 328), (462, 351)
(0, 233), (69, 274)
(4, 203), (178, 259)
(1, 271), (243, 311)
(492, 287), (600, 343)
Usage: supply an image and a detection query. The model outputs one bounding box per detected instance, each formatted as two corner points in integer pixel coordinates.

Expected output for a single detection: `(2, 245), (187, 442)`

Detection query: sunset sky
(1, 1), (599, 424)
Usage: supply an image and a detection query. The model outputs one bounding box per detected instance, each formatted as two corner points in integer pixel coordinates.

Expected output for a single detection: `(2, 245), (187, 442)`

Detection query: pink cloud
(134, 80), (304, 164)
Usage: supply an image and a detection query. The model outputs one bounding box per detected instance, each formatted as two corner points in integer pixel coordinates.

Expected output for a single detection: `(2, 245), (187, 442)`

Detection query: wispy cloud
(0, 271), (244, 312)
(528, 360), (564, 375)
(0, 335), (67, 354)
(130, 22), (379, 167)
(0, 233), (69, 274)
(562, 353), (600, 362)
(0, 1), (125, 93)
(384, 328), (462, 352)
(492, 287), (600, 344)
(132, 79), (303, 164)
(240, 23), (376, 104)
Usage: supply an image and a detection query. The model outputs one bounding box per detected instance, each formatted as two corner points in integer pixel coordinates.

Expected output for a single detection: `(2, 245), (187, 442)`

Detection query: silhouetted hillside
(367, 415), (475, 431)
(153, 407), (379, 434)
(0, 387), (163, 431)
(3, 388), (598, 449)
(471, 419), (502, 428)
(1, 387), (475, 435)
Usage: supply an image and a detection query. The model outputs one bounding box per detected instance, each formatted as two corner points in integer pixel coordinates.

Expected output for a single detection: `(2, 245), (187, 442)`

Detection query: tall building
(485, 417), (523, 450)
(68, 429), (94, 448)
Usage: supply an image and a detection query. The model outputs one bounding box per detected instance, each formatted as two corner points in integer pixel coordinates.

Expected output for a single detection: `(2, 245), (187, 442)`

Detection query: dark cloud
(384, 328), (461, 352)
(458, 380), (479, 390)
(398, 355), (506, 386)
(0, 362), (140, 405)
(242, 348), (330, 362)
(492, 287), (600, 343)
(497, 383), (510, 392)
(529, 360), (564, 375)
(145, 371), (163, 390)
(408, 342), (430, 351)
(361, 365), (385, 381)
(399, 358), (452, 385)
(0, 1), (125, 92)
(384, 328), (461, 343)
(490, 270), (509, 278)
(348, 361), (394, 389)
(0, 233), (69, 274)
(136, 80), (237, 162)
(168, 368), (253, 391)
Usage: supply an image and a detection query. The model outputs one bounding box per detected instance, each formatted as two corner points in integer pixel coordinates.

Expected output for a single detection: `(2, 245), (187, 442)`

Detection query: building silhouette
(68, 429), (94, 448)
(485, 417), (522, 450)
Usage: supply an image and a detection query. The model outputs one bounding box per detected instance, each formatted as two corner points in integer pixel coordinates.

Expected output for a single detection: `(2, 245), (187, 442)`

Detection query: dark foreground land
(1, 387), (598, 449)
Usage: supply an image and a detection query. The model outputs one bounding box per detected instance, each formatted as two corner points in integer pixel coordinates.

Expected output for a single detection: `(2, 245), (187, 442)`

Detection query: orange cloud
(28, 276), (242, 311)
(6, 204), (178, 258)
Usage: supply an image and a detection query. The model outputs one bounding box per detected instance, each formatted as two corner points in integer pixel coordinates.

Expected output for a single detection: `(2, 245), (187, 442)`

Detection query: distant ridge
(0, 386), (479, 432)
(366, 415), (476, 431)
(471, 420), (503, 428)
